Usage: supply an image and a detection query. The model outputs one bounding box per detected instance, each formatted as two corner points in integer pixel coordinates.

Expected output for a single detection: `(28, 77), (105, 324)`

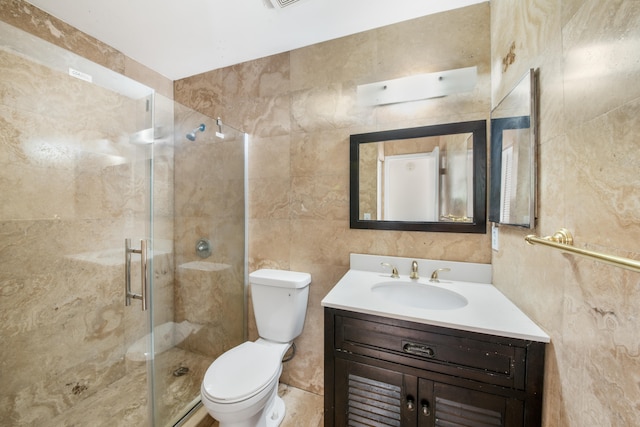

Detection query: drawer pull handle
(403, 342), (435, 358)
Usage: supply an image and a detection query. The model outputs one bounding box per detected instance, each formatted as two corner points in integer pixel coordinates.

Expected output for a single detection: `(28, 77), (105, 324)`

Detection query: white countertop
(321, 254), (550, 343)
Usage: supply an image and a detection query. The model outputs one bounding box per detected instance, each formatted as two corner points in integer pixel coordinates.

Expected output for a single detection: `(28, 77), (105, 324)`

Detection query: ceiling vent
(266, 0), (303, 8)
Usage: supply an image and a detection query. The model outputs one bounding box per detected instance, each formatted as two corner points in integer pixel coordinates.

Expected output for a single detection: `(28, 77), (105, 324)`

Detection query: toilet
(201, 269), (311, 427)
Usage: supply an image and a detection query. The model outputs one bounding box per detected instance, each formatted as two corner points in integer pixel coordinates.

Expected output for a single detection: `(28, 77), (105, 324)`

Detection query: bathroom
(1, 0), (639, 426)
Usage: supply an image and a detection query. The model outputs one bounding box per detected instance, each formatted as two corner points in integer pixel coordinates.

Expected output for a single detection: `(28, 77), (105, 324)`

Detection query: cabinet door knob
(421, 401), (431, 416)
(406, 397), (415, 411)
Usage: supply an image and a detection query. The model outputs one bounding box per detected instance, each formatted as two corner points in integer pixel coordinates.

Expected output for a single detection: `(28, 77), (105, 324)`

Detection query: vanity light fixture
(357, 66), (477, 106)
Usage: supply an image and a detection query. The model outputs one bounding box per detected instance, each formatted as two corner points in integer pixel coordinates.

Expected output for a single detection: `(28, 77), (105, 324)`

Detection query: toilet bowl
(201, 340), (289, 427)
(201, 269), (311, 427)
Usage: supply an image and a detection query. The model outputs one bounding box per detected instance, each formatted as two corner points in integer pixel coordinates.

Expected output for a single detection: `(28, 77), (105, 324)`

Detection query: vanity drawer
(334, 313), (528, 389)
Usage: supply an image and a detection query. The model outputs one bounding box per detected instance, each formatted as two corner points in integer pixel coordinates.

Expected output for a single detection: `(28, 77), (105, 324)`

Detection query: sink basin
(371, 281), (468, 310)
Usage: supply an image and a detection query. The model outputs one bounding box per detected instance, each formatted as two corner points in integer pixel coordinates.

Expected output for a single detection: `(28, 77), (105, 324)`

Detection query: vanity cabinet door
(334, 358), (418, 426)
(430, 381), (522, 426)
(333, 358), (520, 427)
(417, 378), (435, 427)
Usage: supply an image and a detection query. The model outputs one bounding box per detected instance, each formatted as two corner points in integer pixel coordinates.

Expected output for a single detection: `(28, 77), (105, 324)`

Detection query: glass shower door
(161, 106), (248, 425)
(0, 21), (156, 426)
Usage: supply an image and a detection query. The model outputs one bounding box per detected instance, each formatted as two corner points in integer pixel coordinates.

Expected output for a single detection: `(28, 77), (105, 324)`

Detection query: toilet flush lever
(125, 238), (148, 311)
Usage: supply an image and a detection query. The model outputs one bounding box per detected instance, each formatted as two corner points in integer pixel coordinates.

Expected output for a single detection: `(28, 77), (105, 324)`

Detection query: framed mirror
(489, 69), (538, 228)
(350, 120), (487, 233)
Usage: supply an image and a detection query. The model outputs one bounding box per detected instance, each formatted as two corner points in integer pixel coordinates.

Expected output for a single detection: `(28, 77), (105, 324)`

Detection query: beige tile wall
(491, 0), (640, 425)
(175, 3), (492, 395)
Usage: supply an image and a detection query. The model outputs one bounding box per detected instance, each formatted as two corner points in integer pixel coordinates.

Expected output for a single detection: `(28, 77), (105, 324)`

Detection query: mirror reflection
(350, 121), (487, 233)
(489, 69), (538, 228)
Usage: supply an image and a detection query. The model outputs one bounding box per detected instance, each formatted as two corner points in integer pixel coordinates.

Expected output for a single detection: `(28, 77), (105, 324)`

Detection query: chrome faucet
(380, 262), (399, 278)
(429, 268), (451, 283)
(410, 260), (419, 279)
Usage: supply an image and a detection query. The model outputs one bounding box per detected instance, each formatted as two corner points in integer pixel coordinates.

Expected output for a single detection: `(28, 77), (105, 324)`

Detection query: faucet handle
(380, 262), (400, 278)
(429, 268), (451, 283)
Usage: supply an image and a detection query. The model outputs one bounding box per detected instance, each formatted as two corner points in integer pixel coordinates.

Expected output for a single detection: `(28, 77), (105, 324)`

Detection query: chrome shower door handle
(125, 238), (148, 311)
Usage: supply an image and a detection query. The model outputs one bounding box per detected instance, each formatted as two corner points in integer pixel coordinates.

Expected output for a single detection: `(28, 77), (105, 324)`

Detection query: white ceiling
(25, 0), (485, 81)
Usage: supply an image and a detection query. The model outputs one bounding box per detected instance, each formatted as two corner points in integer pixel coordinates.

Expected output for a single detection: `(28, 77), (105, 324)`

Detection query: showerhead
(186, 124), (205, 141)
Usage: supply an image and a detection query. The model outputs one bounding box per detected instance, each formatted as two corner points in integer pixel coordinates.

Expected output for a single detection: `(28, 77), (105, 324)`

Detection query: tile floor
(43, 345), (322, 427)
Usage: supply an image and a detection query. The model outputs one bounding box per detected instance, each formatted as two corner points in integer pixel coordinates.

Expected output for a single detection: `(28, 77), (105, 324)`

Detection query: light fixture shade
(357, 66), (477, 106)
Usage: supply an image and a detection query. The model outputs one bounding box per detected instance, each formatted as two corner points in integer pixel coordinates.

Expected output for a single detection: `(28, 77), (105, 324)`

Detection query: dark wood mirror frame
(350, 120), (487, 233)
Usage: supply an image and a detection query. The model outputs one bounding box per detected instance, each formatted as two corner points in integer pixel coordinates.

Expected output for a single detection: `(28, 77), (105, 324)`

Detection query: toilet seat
(202, 341), (282, 404)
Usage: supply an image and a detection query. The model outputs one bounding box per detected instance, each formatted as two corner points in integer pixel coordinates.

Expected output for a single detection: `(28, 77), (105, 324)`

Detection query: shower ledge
(178, 261), (231, 271)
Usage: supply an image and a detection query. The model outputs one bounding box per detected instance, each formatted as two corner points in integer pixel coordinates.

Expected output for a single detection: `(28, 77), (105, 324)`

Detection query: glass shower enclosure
(0, 20), (246, 426)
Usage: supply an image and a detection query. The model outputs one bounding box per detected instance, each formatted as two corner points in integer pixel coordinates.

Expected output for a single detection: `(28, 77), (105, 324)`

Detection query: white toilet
(201, 269), (311, 427)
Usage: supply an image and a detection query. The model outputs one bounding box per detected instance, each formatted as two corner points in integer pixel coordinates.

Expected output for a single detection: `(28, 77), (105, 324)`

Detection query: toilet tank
(249, 269), (311, 343)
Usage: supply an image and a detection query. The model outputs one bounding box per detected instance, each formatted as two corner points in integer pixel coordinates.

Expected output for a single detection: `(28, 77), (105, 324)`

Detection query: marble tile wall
(175, 3), (492, 396)
(491, 0), (640, 425)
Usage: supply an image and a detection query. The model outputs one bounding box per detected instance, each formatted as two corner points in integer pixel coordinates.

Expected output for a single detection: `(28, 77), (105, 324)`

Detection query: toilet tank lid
(249, 269), (311, 288)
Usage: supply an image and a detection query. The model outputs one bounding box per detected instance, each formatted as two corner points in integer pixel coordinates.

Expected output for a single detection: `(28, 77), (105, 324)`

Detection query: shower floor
(48, 347), (213, 427)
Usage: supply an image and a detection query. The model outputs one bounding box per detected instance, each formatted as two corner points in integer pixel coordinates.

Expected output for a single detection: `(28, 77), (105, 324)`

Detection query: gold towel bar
(524, 228), (640, 273)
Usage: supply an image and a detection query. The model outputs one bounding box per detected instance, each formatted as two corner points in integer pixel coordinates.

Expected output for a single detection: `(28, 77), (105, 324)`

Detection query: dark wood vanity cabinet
(324, 308), (545, 427)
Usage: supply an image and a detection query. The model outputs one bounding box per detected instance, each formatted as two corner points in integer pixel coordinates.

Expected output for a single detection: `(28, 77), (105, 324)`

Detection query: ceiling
(25, 0), (485, 81)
